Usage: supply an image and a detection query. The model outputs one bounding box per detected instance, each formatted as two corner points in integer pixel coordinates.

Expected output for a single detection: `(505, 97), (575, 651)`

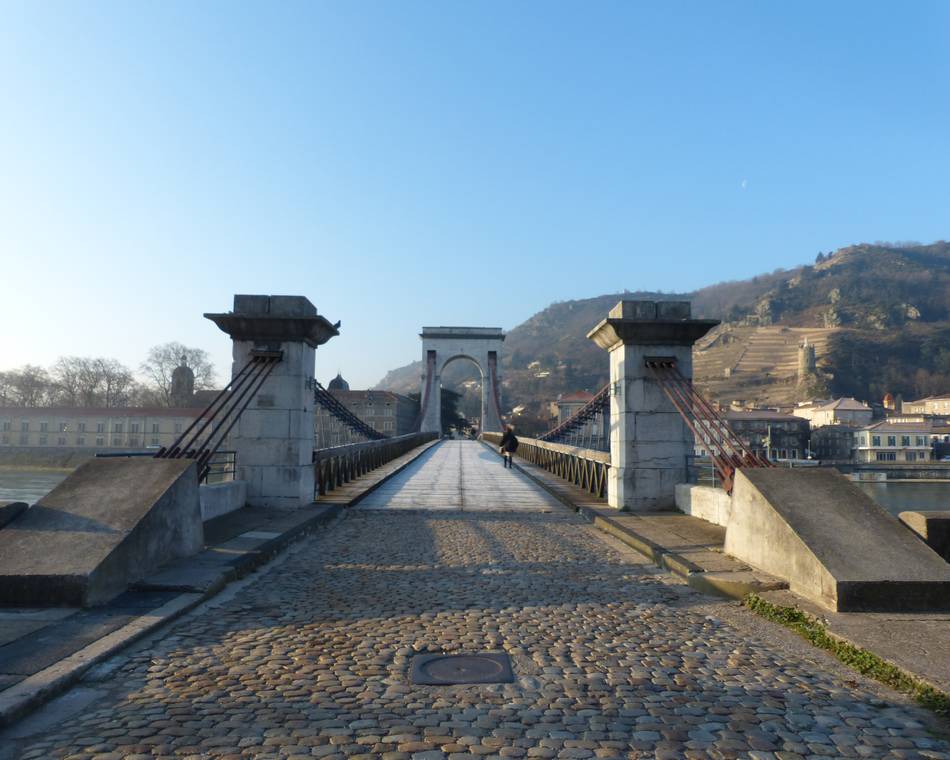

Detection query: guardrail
(313, 432), (438, 497)
(483, 432), (610, 499)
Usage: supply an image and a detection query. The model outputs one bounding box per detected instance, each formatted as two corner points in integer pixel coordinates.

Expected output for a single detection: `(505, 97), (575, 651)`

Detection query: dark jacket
(500, 430), (519, 453)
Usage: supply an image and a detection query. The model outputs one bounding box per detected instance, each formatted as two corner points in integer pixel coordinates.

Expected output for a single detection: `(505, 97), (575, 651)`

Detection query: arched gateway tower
(419, 326), (505, 434)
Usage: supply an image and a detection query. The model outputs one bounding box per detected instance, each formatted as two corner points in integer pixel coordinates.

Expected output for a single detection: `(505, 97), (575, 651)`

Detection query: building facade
(314, 378), (419, 448)
(0, 407), (206, 450)
(793, 397), (872, 428)
(853, 421), (933, 463)
(723, 410), (811, 460)
(904, 395), (950, 416)
(810, 424), (856, 462)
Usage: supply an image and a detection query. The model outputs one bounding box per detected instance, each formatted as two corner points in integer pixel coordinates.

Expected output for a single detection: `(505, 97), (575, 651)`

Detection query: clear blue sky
(2, 2), (948, 389)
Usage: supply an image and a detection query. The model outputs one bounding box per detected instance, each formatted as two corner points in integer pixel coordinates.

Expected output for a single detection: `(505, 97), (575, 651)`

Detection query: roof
(725, 410), (806, 422)
(797, 397), (870, 412)
(861, 420), (935, 433)
(0, 406), (205, 417)
(907, 394), (950, 404)
(558, 391), (595, 403)
(327, 372), (350, 391)
(328, 390), (417, 404)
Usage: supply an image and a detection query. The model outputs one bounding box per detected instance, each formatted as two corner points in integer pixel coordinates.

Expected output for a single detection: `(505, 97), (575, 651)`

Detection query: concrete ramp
(725, 468), (950, 612)
(0, 458), (203, 607)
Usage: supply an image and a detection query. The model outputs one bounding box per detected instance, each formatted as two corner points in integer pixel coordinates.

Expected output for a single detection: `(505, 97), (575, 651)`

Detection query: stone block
(230, 438), (302, 468)
(233, 294), (271, 315)
(199, 480), (247, 521)
(269, 295), (317, 317)
(236, 409), (291, 440)
(656, 301), (692, 320)
(260, 466), (314, 505)
(675, 484), (732, 527)
(609, 301), (656, 320)
(899, 511), (950, 561)
(0, 458), (203, 606)
(726, 468), (950, 611)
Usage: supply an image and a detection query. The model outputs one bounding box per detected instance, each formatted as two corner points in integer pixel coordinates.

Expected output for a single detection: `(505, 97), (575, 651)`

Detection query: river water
(0, 469), (70, 504)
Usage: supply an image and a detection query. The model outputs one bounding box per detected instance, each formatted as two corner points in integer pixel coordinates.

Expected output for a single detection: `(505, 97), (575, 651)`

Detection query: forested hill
(375, 242), (950, 423)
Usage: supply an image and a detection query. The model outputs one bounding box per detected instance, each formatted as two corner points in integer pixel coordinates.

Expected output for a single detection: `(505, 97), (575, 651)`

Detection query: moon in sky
(740, 179), (748, 190)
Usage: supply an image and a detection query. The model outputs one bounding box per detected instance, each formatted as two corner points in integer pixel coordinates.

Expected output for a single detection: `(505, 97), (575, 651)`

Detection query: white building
(793, 397), (872, 428)
(853, 421), (933, 463)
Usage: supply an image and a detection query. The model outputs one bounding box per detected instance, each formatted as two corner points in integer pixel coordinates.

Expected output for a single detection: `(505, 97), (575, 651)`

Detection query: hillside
(375, 241), (950, 429)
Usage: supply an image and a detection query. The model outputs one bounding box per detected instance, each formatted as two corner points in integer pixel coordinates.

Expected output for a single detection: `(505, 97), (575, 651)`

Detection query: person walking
(499, 424), (518, 468)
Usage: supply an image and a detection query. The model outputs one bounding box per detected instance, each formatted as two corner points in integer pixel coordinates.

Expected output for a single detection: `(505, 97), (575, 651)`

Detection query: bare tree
(140, 342), (217, 406)
(6, 365), (53, 407)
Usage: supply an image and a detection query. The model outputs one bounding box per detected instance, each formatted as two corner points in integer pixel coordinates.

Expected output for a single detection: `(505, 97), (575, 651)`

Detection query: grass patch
(744, 593), (950, 717)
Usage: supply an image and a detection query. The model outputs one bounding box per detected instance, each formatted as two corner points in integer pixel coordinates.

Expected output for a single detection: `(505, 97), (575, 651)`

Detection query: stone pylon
(205, 295), (339, 508)
(588, 301), (718, 511)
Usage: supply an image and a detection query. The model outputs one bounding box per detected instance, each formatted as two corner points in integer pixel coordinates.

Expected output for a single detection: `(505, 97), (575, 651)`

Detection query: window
(906, 452), (917, 462)
(78, 422), (86, 433)
(96, 437), (104, 446)
(20, 421), (29, 432)
(113, 423), (123, 433)
(96, 423), (104, 433)
(876, 452), (897, 461)
(39, 422), (48, 432)
(174, 423), (183, 434)
(152, 423), (160, 434)
(57, 437), (66, 446)
(901, 436), (910, 447)
(384, 406), (394, 417)
(128, 437), (139, 447)
(886, 435), (896, 447)
(38, 435), (47, 445)
(1, 422), (9, 431)
(130, 423), (140, 433)
(871, 435), (881, 446)
(790, 449), (798, 459)
(59, 422), (67, 432)
(383, 420), (394, 431)
(112, 437), (122, 446)
(19, 434), (28, 445)
(1, 435), (8, 444)
(151, 437), (160, 445)
(916, 436), (926, 446)
(76, 437), (85, 446)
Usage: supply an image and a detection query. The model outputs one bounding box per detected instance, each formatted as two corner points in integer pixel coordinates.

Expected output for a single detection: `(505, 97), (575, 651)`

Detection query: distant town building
(882, 392), (899, 412)
(724, 410), (811, 460)
(0, 407), (207, 450)
(810, 424), (855, 462)
(853, 421), (933, 463)
(555, 391), (595, 425)
(903, 394), (950, 416)
(314, 376), (419, 448)
(793, 397), (873, 428)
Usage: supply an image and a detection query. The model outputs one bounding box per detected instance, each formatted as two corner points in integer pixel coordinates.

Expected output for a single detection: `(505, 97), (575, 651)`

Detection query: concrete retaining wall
(674, 484), (731, 527)
(200, 481), (247, 521)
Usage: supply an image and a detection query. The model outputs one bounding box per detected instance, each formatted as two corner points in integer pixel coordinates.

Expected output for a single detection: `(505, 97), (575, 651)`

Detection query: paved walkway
(360, 441), (563, 512)
(2, 446), (948, 759)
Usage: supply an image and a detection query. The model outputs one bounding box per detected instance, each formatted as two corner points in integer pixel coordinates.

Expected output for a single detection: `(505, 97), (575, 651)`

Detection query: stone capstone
(725, 468), (950, 612)
(0, 457), (203, 607)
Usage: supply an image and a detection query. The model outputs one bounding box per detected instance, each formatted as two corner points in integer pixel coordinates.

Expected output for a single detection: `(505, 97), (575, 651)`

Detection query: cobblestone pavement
(7, 502), (949, 757)
(360, 441), (562, 511)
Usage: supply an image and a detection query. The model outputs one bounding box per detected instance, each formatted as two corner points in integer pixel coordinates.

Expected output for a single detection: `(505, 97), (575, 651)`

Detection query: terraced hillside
(694, 325), (840, 406)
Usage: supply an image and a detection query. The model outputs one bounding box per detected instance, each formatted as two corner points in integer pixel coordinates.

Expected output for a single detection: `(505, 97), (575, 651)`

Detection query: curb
(0, 441), (437, 729)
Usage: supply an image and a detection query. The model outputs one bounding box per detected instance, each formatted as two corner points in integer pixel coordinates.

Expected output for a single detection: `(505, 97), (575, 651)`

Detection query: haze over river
(1, 467), (948, 516)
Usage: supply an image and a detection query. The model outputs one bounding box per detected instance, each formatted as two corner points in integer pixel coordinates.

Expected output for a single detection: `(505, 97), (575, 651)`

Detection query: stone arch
(419, 327), (505, 434)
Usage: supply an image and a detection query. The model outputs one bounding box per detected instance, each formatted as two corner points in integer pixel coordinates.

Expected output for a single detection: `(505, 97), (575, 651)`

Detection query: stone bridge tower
(419, 327), (505, 435)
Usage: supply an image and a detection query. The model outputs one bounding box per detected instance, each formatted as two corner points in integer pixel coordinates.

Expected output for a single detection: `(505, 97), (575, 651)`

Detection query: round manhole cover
(410, 652), (514, 685)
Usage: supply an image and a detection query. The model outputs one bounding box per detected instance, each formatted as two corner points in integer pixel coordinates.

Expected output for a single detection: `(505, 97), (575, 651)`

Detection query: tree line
(0, 342), (217, 408)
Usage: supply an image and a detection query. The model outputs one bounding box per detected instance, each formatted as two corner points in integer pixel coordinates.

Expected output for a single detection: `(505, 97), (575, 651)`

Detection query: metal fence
(313, 432), (438, 497)
(483, 432), (610, 499)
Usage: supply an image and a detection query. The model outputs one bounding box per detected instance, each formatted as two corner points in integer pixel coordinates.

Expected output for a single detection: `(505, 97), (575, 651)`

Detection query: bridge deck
(359, 440), (563, 511)
(1, 442), (946, 758)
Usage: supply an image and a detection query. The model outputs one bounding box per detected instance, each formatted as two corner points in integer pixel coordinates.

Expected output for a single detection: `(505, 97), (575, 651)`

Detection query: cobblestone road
(6, 444), (949, 759)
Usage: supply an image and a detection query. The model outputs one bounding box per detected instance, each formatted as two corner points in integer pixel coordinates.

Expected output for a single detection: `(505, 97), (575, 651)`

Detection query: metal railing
(483, 432), (610, 499)
(202, 450), (236, 484)
(539, 384), (610, 452)
(313, 432), (438, 497)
